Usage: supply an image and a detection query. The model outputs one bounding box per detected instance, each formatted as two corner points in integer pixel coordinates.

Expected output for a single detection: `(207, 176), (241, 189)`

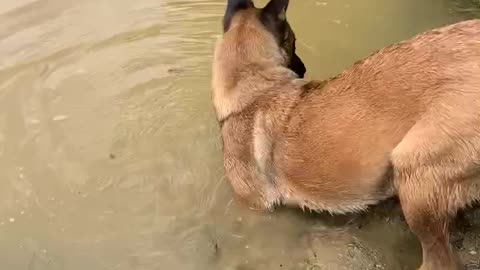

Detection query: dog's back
(275, 20), (480, 214)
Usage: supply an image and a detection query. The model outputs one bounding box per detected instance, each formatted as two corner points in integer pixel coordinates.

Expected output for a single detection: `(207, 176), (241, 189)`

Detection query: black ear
(262, 0), (289, 21)
(224, 0), (254, 32)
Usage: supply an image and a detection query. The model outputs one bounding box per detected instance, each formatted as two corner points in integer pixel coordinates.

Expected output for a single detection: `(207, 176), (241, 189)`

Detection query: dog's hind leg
(395, 167), (464, 270)
(390, 123), (479, 269)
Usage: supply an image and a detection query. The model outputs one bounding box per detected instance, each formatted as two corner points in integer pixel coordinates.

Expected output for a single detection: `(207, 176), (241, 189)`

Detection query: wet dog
(212, 0), (480, 269)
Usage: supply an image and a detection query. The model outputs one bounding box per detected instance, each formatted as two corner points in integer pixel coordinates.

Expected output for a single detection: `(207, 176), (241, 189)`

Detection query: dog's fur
(212, 1), (480, 269)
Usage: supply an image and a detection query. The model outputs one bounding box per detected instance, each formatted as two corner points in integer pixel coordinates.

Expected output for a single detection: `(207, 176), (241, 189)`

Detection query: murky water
(1, 1), (479, 270)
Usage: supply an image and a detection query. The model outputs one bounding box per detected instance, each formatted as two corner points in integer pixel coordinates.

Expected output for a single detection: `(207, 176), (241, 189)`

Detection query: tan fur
(212, 8), (480, 270)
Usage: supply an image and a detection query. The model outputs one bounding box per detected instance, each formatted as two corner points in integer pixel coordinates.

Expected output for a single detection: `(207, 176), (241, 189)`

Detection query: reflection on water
(0, 0), (478, 269)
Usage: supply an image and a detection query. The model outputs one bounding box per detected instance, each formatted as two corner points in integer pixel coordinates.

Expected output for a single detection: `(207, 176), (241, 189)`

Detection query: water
(0, 1), (479, 270)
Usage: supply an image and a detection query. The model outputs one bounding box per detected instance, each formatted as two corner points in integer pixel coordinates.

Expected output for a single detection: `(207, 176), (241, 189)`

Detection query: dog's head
(222, 0), (306, 78)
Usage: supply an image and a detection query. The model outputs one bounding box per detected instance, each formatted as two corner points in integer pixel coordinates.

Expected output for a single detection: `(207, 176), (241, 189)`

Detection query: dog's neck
(211, 23), (298, 122)
(212, 63), (297, 122)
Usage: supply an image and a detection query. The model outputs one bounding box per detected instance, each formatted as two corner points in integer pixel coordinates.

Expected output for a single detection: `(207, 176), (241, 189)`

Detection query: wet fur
(212, 1), (480, 269)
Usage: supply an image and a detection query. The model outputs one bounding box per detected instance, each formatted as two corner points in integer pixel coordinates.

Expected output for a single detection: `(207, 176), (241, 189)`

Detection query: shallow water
(0, 0), (479, 270)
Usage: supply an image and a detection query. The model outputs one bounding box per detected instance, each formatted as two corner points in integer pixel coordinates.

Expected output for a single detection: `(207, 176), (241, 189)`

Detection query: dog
(211, 0), (480, 269)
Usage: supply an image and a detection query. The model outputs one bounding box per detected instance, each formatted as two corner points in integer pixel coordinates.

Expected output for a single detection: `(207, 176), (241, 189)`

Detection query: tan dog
(212, 0), (480, 269)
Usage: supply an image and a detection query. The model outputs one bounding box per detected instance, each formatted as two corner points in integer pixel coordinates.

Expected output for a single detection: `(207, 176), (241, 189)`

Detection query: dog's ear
(224, 0), (254, 32)
(260, 0), (289, 43)
(262, 0), (289, 22)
